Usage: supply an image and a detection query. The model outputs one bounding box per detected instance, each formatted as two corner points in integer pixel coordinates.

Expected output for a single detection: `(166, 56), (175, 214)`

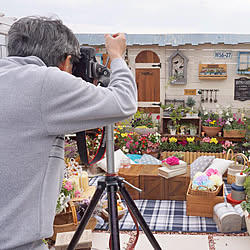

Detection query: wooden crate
(139, 164), (165, 200)
(118, 164), (144, 199)
(164, 166), (190, 201)
(186, 182), (225, 217)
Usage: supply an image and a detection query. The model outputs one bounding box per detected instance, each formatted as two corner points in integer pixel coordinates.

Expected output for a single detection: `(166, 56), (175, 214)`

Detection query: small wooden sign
(184, 89), (196, 95)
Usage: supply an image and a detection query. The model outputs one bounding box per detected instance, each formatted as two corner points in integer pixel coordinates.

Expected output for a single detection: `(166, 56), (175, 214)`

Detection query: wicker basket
(189, 181), (222, 197)
(100, 193), (127, 221)
(51, 201), (97, 241)
(227, 153), (249, 184)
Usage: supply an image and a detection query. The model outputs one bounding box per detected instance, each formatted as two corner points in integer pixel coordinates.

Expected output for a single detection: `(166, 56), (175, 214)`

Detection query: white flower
(226, 112), (229, 116)
(219, 111), (222, 115)
(204, 111), (208, 115)
(229, 118), (233, 122)
(226, 121), (231, 125)
(202, 106), (206, 111)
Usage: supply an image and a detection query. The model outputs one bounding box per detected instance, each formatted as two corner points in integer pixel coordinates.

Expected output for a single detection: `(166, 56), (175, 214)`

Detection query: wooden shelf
(162, 117), (201, 136)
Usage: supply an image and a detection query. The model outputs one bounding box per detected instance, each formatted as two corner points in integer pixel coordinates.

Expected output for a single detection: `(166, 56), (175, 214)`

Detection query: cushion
(97, 149), (135, 173)
(138, 154), (162, 165)
(190, 156), (215, 179)
(126, 154), (142, 163)
(206, 158), (234, 176)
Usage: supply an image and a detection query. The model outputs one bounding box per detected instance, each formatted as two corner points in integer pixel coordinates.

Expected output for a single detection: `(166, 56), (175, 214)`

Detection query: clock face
(172, 54), (184, 79)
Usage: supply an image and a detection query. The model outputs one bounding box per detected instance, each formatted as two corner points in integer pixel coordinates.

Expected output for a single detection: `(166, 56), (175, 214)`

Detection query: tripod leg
(107, 180), (121, 250)
(119, 180), (162, 250)
(67, 180), (106, 250)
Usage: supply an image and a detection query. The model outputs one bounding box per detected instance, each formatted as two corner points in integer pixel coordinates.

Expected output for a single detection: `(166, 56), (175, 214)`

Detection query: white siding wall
(128, 44), (250, 114)
(0, 14), (16, 58)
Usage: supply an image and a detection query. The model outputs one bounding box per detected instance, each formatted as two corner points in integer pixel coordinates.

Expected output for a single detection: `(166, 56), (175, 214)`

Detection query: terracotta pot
(202, 126), (222, 137)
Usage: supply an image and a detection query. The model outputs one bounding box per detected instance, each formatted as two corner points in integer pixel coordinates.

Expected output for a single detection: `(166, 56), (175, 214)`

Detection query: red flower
(156, 115), (160, 120)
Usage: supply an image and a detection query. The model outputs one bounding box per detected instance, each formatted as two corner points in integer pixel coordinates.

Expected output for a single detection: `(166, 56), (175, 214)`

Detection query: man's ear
(58, 55), (72, 74)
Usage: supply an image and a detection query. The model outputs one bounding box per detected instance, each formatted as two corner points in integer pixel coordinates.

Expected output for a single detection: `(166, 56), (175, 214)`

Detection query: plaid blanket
(89, 177), (245, 233)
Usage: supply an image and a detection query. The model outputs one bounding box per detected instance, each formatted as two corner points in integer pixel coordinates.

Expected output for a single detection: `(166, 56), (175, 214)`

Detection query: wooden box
(118, 164), (144, 199)
(140, 165), (164, 200)
(186, 182), (225, 217)
(164, 166), (190, 201)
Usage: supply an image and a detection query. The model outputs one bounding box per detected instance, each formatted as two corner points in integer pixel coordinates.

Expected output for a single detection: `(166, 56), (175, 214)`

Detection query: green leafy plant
(186, 97), (196, 108)
(241, 176), (250, 213)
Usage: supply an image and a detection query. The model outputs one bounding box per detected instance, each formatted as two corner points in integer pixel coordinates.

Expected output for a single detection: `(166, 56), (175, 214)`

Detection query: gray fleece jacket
(0, 56), (137, 249)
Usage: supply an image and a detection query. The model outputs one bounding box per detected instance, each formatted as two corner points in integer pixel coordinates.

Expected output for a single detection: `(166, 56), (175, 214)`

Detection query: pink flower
(202, 137), (211, 143)
(64, 181), (73, 191)
(161, 137), (168, 142)
(163, 156), (179, 166)
(135, 142), (139, 145)
(75, 190), (81, 198)
(205, 168), (219, 177)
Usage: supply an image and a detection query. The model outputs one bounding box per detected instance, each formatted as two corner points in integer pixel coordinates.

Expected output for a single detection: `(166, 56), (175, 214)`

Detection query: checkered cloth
(89, 177), (245, 233)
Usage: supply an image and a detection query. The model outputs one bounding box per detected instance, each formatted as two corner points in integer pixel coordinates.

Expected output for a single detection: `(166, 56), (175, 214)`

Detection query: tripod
(67, 125), (162, 250)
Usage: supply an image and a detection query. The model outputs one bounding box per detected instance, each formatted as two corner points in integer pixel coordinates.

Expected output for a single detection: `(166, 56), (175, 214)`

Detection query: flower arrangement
(200, 108), (225, 127)
(221, 106), (247, 131)
(130, 110), (154, 128)
(86, 129), (102, 155)
(160, 135), (236, 154)
(138, 132), (161, 153)
(199, 137), (235, 153)
(64, 139), (79, 164)
(56, 179), (80, 214)
(162, 156), (180, 166)
(192, 168), (223, 191)
(116, 128), (140, 154)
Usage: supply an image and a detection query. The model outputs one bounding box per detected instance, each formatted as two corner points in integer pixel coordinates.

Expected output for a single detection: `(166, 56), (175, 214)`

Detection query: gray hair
(7, 16), (80, 67)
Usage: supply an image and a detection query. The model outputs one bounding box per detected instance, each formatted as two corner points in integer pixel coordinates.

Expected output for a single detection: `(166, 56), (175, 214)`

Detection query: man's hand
(104, 33), (126, 62)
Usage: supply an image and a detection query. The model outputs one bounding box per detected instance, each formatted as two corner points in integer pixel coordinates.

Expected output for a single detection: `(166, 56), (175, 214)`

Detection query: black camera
(72, 46), (110, 87)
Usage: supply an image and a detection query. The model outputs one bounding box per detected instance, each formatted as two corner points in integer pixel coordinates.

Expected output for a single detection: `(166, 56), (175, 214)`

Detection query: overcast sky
(1, 0), (250, 34)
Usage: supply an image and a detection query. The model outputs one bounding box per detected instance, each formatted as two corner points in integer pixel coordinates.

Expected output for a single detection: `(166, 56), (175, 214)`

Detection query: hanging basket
(227, 153), (249, 184)
(202, 126), (222, 137)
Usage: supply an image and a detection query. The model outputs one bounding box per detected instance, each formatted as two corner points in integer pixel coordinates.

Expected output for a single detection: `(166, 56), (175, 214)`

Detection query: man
(0, 16), (137, 249)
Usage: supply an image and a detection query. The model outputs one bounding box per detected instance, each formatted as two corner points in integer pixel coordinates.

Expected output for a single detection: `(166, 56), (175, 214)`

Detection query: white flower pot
(244, 211), (250, 235)
(170, 128), (176, 135)
(190, 128), (197, 136)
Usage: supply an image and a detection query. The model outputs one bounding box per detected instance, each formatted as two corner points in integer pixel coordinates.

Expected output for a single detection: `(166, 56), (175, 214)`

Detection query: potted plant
(240, 175), (250, 234)
(167, 120), (177, 135)
(186, 97), (196, 109)
(189, 123), (198, 136)
(221, 107), (247, 138)
(200, 109), (225, 137)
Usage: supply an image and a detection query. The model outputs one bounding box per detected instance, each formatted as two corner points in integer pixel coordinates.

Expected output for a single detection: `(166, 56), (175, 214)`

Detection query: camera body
(72, 46), (110, 87)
